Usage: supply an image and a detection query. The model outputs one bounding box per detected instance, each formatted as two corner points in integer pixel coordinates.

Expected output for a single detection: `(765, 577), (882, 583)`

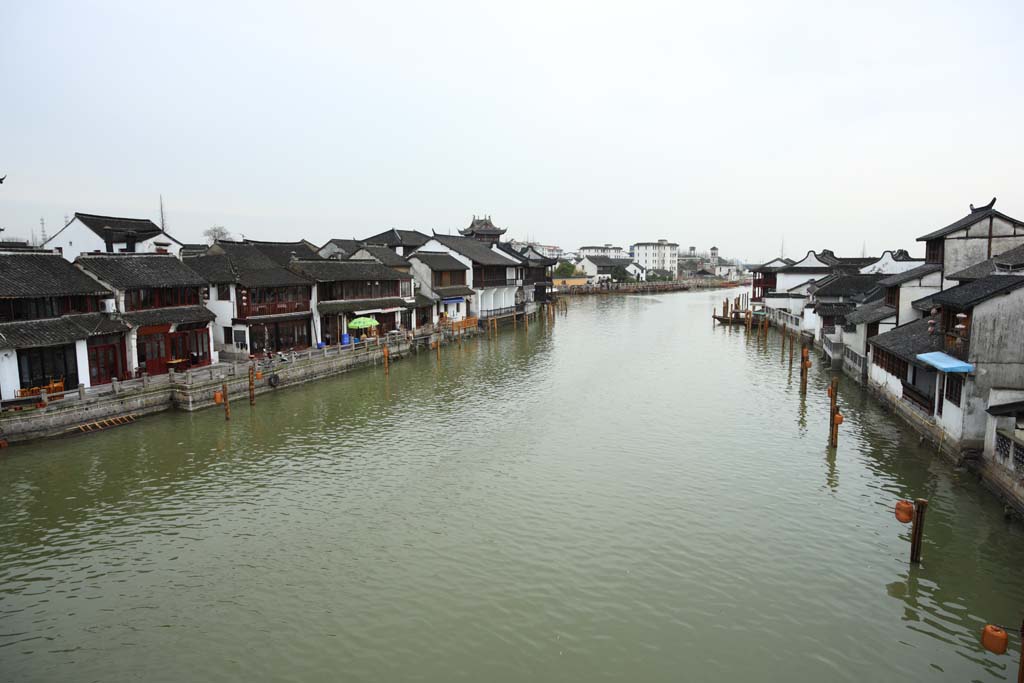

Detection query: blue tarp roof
(916, 351), (974, 373)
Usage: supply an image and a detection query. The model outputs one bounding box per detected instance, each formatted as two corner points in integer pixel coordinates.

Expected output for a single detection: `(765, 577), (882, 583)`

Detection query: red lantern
(981, 624), (1008, 655)
(894, 500), (914, 524)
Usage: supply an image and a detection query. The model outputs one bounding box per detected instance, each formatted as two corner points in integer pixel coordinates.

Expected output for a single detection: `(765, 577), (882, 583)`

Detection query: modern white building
(579, 244), (627, 259)
(630, 240), (679, 276)
(43, 213), (183, 261)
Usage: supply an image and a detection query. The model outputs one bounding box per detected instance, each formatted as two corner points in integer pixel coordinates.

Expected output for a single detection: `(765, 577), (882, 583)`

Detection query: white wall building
(43, 213), (183, 261)
(630, 240), (679, 275)
(579, 244), (627, 259)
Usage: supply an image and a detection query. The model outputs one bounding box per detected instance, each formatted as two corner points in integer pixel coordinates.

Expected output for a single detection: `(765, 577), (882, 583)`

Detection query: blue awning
(916, 351), (974, 373)
(442, 297), (465, 303)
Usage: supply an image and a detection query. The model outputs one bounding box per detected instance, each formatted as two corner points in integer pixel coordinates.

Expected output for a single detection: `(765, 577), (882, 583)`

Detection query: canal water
(2, 289), (1024, 682)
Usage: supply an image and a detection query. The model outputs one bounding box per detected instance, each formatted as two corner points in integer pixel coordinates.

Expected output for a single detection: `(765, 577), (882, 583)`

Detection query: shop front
(247, 317), (311, 354)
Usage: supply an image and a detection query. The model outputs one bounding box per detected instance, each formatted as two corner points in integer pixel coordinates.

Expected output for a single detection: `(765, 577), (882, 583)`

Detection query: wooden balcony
(944, 333), (970, 361)
(240, 300), (310, 318)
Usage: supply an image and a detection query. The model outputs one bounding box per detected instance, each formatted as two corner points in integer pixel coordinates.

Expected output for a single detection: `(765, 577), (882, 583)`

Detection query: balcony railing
(480, 306), (516, 319)
(995, 431), (1024, 472)
(478, 278), (519, 287)
(241, 300), (310, 317)
(944, 333), (970, 361)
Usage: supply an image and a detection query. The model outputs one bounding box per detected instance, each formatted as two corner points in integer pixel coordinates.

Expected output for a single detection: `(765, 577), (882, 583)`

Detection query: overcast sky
(2, 1), (1021, 261)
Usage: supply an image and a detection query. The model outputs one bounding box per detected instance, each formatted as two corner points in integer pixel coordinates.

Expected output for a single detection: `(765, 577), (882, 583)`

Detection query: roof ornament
(970, 197), (996, 212)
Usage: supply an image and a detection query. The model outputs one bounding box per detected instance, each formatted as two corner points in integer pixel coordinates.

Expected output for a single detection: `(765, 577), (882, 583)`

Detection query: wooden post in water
(383, 344), (390, 375)
(248, 363), (255, 406)
(436, 339), (441, 363)
(828, 376), (838, 446)
(909, 498), (928, 563)
(800, 342), (810, 393)
(222, 380), (231, 421)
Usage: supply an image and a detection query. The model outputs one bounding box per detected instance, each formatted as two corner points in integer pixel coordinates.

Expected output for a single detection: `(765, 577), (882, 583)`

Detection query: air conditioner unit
(99, 299), (116, 313)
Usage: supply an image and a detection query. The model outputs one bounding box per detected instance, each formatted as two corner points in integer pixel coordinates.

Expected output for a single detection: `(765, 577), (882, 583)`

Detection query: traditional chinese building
(0, 250), (130, 400)
(74, 253), (216, 376)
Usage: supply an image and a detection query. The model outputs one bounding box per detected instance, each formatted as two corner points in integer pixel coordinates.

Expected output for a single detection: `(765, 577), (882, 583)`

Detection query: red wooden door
(88, 345), (119, 385)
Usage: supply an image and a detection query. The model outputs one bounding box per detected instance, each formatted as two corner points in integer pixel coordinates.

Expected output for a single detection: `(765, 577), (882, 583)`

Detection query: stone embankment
(0, 335), (441, 446)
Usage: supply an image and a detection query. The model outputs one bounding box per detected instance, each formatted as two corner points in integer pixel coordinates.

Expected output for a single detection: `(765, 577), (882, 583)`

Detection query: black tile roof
(75, 254), (208, 289)
(996, 245), (1024, 269)
(122, 305), (215, 327)
(811, 274), (885, 297)
(956, 244), (1024, 280)
(321, 238), (362, 256)
(0, 313), (129, 349)
(916, 199), (1024, 241)
(183, 254), (236, 284)
(494, 242), (528, 264)
(413, 293), (437, 307)
(246, 240), (321, 266)
(0, 253), (113, 298)
(435, 285), (476, 298)
(751, 258), (796, 273)
(877, 263), (943, 287)
(815, 302), (856, 317)
(317, 297), (409, 314)
(410, 251), (468, 271)
(584, 255), (633, 267)
(361, 229), (430, 248)
(459, 216), (506, 236)
(912, 293), (937, 312)
(869, 317), (938, 361)
(431, 235), (521, 267)
(930, 275), (1024, 309)
(289, 259), (411, 282)
(73, 212), (163, 242)
(350, 245), (411, 268)
(209, 241), (312, 288)
(240, 311), (312, 323)
(845, 300), (896, 325)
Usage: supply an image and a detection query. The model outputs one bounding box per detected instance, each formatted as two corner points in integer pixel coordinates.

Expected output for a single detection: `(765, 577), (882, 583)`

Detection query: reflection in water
(2, 290), (1024, 682)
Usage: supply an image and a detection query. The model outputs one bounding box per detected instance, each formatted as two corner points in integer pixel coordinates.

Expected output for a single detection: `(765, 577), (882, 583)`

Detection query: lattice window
(996, 432), (1012, 460)
(1015, 442), (1024, 473)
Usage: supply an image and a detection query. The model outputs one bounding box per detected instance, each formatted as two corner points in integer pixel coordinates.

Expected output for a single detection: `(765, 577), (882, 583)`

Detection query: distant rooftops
(458, 215), (506, 237)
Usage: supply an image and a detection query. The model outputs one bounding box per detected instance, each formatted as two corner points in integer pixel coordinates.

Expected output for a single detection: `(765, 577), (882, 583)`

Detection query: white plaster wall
(937, 390), (965, 440)
(0, 349), (21, 400)
(44, 220), (106, 260)
(205, 284), (237, 346)
(859, 253), (923, 275)
(44, 218), (182, 261)
(868, 359), (904, 402)
(74, 339), (90, 389)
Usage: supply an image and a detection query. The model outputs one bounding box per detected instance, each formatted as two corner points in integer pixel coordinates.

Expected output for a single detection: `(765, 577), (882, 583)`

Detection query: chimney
(125, 230), (137, 252)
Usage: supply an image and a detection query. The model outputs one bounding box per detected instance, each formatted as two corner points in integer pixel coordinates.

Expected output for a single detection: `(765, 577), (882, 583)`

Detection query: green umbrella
(347, 316), (380, 330)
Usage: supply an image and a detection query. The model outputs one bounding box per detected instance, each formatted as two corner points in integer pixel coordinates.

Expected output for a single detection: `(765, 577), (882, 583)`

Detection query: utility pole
(39, 217), (46, 244)
(159, 195), (166, 231)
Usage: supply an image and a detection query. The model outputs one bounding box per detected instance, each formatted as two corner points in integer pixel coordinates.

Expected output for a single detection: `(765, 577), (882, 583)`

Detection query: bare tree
(203, 225), (231, 244)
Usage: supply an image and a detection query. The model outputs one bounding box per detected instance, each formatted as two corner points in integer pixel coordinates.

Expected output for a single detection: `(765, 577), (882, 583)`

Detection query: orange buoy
(255, 371), (263, 380)
(981, 624), (1009, 655)
(894, 499), (914, 524)
(214, 390), (224, 405)
(833, 413), (844, 425)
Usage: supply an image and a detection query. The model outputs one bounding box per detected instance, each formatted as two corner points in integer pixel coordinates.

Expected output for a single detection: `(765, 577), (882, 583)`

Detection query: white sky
(2, 0), (1022, 262)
